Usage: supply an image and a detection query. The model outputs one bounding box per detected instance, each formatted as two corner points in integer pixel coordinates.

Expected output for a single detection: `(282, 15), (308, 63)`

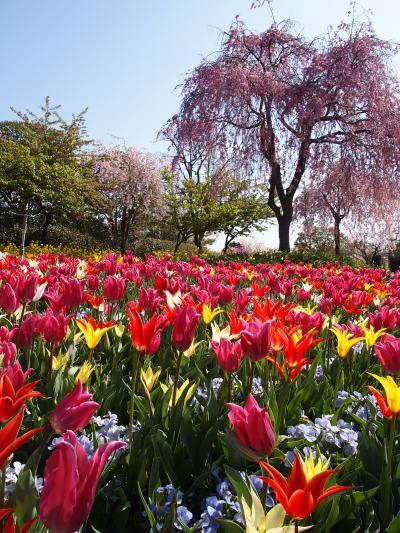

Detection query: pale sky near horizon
(1, 1), (399, 249)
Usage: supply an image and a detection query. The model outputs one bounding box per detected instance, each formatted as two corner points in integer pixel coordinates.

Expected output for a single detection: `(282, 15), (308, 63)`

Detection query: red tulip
(0, 372), (42, 422)
(211, 338), (243, 373)
(0, 408), (43, 468)
(259, 453), (350, 519)
(103, 276), (126, 302)
(268, 330), (324, 381)
(240, 319), (273, 362)
(227, 394), (275, 456)
(0, 508), (37, 533)
(50, 381), (99, 434)
(39, 430), (126, 533)
(375, 334), (400, 375)
(0, 283), (19, 313)
(171, 305), (200, 352)
(127, 308), (168, 354)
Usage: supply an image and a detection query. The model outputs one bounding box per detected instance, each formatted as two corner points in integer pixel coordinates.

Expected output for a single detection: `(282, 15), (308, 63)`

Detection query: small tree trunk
(20, 205), (28, 258)
(333, 215), (341, 256)
(40, 211), (53, 245)
(277, 215), (291, 252)
(267, 163), (293, 252)
(119, 207), (128, 255)
(194, 232), (203, 251)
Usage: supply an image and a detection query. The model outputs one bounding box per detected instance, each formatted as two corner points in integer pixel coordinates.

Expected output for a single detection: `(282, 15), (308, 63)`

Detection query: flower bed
(0, 251), (399, 532)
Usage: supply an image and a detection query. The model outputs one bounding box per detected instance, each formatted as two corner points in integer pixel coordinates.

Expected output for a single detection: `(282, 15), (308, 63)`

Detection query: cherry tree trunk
(334, 215), (341, 256)
(278, 214), (291, 252)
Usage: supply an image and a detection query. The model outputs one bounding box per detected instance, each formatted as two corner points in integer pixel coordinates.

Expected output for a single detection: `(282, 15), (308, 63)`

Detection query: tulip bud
(0, 283), (19, 314)
(227, 394), (275, 456)
(50, 381), (99, 433)
(240, 319), (273, 362)
(103, 276), (126, 302)
(172, 306), (200, 352)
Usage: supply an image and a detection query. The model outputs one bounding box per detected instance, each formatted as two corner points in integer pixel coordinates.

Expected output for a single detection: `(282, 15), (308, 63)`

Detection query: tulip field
(2, 251), (400, 532)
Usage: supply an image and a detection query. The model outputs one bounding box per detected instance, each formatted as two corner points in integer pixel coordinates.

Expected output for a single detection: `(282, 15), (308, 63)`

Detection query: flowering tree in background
(167, 15), (400, 250)
(296, 148), (400, 257)
(95, 147), (165, 254)
(296, 156), (365, 256)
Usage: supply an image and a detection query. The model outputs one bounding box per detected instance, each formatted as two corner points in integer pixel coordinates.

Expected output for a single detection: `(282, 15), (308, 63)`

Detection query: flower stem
(248, 360), (255, 396)
(227, 372), (232, 404)
(0, 465), (6, 508)
(32, 424), (53, 477)
(171, 350), (183, 413)
(383, 415), (396, 528)
(129, 350), (142, 453)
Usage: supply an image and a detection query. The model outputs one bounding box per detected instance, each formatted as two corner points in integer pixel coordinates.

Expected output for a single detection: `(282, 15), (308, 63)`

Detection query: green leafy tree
(0, 97), (96, 250)
(162, 169), (272, 253)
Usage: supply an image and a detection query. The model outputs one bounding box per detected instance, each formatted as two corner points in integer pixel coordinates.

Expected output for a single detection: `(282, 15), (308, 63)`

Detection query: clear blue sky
(1, 0), (399, 153)
(1, 0), (399, 248)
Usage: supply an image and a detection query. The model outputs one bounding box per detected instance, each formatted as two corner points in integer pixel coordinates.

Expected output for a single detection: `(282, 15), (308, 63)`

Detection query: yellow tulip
(361, 324), (386, 348)
(76, 316), (116, 350)
(141, 367), (161, 393)
(369, 373), (400, 414)
(330, 327), (363, 358)
(75, 361), (94, 384)
(160, 379), (196, 407)
(210, 322), (239, 343)
(183, 340), (203, 358)
(302, 453), (330, 482)
(115, 323), (125, 338)
(52, 353), (69, 371)
(202, 303), (223, 325)
(296, 304), (317, 315)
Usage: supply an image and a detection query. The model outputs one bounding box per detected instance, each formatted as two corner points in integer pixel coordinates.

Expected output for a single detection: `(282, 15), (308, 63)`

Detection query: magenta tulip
(17, 273), (38, 303)
(0, 283), (19, 313)
(227, 394), (275, 456)
(211, 338), (243, 373)
(375, 334), (400, 375)
(172, 305), (200, 352)
(103, 276), (126, 302)
(50, 381), (99, 434)
(37, 309), (72, 346)
(240, 319), (273, 362)
(40, 430), (126, 533)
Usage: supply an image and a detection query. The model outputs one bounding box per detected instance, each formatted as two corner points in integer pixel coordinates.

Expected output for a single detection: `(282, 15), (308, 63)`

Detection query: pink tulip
(0, 283), (19, 313)
(17, 273), (38, 303)
(227, 394), (275, 456)
(50, 381), (99, 434)
(240, 319), (273, 362)
(11, 314), (38, 349)
(37, 309), (72, 346)
(211, 338), (243, 373)
(40, 430), (126, 533)
(60, 277), (85, 310)
(172, 305), (200, 352)
(375, 334), (400, 375)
